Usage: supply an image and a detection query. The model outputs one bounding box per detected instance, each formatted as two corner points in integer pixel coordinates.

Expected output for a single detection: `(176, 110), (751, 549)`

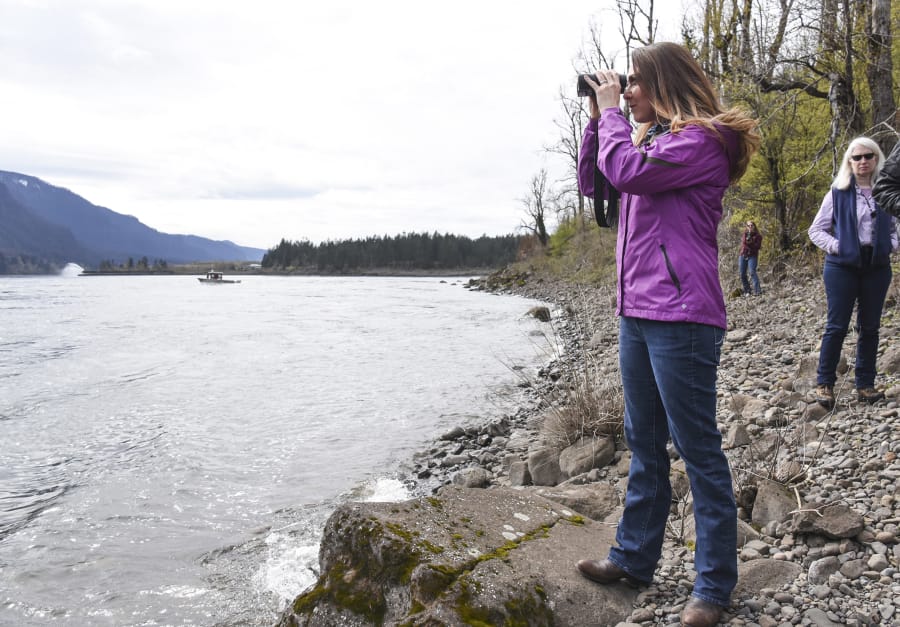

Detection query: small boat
(198, 270), (241, 284)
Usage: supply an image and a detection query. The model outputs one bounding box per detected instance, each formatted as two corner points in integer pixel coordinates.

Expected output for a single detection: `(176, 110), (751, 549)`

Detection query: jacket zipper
(619, 196), (629, 306)
(659, 244), (682, 295)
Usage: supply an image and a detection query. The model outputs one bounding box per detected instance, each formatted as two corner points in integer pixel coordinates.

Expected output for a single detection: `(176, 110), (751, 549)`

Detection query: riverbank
(391, 267), (900, 625)
(72, 267), (497, 278)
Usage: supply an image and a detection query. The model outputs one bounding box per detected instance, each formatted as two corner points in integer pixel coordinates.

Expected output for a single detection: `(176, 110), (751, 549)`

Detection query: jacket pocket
(659, 244), (682, 295)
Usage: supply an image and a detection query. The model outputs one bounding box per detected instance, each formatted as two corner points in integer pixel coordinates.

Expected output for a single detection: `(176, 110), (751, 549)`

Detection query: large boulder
(277, 486), (638, 626)
(733, 559), (802, 599)
(724, 423), (752, 449)
(788, 503), (865, 539)
(731, 395), (769, 423)
(527, 447), (562, 486)
(558, 436), (616, 478)
(751, 479), (798, 528)
(526, 483), (621, 522)
(451, 467), (491, 488)
(877, 345), (900, 374)
(526, 306), (552, 322)
(508, 460), (532, 487)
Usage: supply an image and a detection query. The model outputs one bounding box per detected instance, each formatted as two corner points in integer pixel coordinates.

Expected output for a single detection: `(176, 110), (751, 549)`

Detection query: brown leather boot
(681, 597), (725, 626)
(857, 387), (884, 403)
(815, 384), (835, 409)
(575, 559), (643, 587)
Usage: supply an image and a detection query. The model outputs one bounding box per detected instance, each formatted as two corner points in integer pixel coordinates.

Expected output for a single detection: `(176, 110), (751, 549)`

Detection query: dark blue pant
(817, 259), (892, 388)
(739, 255), (760, 295)
(609, 317), (735, 607)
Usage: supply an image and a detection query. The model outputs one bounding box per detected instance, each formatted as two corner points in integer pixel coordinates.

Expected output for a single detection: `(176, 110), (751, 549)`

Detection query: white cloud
(0, 0), (684, 249)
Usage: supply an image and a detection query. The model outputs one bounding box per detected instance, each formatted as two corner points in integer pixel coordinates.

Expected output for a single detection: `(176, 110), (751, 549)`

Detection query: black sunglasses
(850, 153), (876, 162)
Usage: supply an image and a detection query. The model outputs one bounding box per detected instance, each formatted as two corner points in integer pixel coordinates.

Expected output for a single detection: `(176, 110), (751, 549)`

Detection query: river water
(0, 271), (553, 626)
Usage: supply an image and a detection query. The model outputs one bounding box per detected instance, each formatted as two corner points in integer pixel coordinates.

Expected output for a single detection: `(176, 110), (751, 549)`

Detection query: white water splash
(362, 477), (410, 502)
(59, 263), (83, 277)
(254, 477), (411, 605)
(254, 532), (321, 603)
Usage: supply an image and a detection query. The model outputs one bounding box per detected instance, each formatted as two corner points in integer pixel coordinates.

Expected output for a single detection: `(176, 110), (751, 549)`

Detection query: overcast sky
(0, 0), (683, 250)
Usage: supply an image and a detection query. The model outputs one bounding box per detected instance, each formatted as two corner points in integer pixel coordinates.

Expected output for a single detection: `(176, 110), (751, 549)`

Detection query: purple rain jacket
(578, 108), (740, 330)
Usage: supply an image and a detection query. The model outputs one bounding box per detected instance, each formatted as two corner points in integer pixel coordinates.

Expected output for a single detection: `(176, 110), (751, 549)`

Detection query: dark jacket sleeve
(873, 142), (900, 217)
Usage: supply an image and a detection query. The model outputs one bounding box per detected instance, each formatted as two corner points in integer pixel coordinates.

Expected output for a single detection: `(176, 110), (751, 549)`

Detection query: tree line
(525, 0), (899, 255)
(98, 257), (170, 271)
(0, 252), (57, 274)
(261, 232), (524, 272)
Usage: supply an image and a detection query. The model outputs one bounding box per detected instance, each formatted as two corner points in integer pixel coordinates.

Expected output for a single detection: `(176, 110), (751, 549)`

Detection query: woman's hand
(583, 70), (622, 117)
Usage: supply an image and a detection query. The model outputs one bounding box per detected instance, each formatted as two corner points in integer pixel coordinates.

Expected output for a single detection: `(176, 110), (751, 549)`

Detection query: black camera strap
(589, 122), (667, 228)
(592, 145), (619, 228)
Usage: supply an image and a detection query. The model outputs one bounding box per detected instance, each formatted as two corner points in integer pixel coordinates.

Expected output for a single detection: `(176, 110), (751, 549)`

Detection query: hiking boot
(815, 385), (835, 409)
(681, 597), (725, 626)
(857, 387), (884, 403)
(576, 559), (644, 588)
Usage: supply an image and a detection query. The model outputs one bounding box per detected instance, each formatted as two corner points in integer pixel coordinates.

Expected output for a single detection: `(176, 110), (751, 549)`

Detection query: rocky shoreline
(394, 269), (900, 626)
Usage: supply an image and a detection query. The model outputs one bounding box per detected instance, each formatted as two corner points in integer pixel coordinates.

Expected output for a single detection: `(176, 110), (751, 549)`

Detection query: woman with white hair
(809, 136), (898, 408)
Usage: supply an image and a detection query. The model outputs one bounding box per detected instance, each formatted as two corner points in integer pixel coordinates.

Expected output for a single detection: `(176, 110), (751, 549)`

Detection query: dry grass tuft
(541, 370), (625, 450)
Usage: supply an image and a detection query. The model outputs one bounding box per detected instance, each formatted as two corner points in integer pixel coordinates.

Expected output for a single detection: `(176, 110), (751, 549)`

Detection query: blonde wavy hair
(631, 42), (760, 183)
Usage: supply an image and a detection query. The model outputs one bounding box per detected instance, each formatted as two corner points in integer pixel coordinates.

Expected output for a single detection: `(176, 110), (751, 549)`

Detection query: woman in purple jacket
(574, 42), (759, 627)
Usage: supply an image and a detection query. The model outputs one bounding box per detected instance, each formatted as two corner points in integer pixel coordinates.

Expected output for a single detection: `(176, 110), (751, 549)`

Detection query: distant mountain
(0, 182), (96, 264)
(0, 170), (264, 270)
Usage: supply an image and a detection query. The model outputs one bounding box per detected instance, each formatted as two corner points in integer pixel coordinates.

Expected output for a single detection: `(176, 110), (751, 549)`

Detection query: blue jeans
(609, 317), (736, 607)
(817, 259), (892, 388)
(739, 255), (760, 295)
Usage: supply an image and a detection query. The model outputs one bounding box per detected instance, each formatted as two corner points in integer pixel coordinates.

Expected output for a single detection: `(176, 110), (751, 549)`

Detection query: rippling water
(0, 272), (552, 626)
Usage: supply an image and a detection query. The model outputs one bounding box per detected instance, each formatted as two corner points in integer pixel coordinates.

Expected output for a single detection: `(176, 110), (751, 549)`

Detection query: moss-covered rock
(276, 486), (636, 626)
